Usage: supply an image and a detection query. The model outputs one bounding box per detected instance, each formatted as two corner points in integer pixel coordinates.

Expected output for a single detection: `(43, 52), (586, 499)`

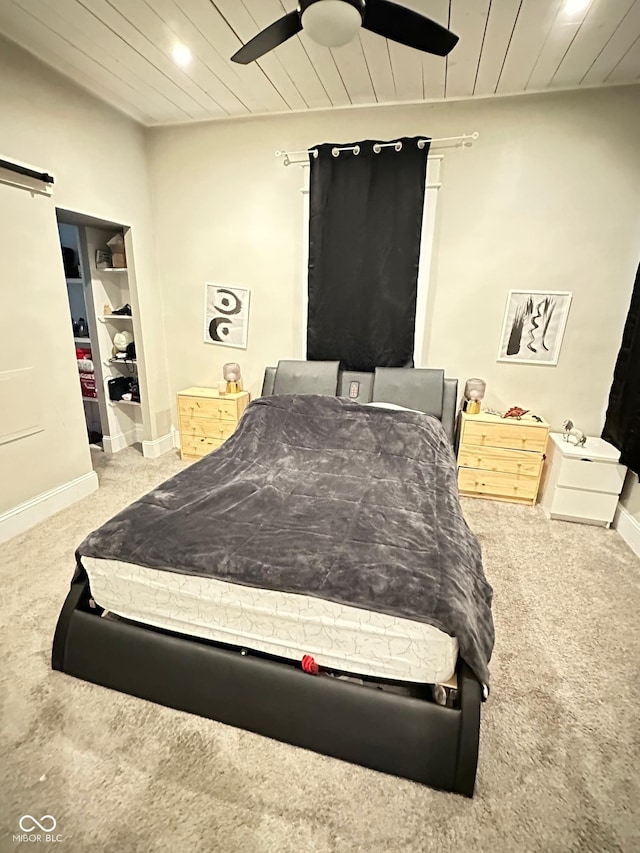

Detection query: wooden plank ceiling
(0, 0), (639, 125)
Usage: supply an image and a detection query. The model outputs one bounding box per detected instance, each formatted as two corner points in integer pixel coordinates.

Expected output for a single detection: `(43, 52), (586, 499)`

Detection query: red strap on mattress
(301, 655), (319, 675)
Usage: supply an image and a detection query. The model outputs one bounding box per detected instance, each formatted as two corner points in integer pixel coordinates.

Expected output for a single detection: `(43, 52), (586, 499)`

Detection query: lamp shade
(223, 363), (241, 382)
(223, 362), (242, 394)
(464, 378), (486, 402)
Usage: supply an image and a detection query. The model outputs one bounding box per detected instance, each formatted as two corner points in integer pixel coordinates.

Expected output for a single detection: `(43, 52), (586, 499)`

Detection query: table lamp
(464, 378), (486, 415)
(223, 362), (242, 394)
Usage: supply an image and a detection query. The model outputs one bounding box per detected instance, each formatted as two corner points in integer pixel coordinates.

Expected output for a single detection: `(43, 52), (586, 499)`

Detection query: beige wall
(147, 85), (640, 437)
(0, 36), (171, 515)
(621, 476), (640, 523)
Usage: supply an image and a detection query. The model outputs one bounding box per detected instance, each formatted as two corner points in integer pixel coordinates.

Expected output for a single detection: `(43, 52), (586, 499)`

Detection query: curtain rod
(276, 133), (478, 165)
(0, 156), (54, 185)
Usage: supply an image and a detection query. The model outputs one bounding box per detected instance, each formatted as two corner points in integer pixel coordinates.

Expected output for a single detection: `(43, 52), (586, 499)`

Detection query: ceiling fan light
(301, 1), (362, 48)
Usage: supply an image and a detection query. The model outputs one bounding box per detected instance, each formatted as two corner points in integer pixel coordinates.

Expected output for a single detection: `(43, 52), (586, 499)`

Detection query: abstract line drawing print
(204, 284), (250, 349)
(498, 291), (572, 366)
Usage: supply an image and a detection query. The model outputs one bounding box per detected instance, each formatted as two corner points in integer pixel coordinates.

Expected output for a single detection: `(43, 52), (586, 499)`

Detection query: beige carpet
(1, 446), (639, 853)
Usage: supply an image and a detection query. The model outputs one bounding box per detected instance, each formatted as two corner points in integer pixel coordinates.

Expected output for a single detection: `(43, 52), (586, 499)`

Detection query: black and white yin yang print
(204, 283), (250, 349)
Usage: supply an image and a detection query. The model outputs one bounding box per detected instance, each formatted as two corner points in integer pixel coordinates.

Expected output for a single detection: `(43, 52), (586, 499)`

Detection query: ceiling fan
(230, 0), (459, 65)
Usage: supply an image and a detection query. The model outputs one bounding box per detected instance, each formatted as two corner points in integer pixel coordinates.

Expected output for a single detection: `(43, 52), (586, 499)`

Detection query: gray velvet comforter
(78, 395), (494, 686)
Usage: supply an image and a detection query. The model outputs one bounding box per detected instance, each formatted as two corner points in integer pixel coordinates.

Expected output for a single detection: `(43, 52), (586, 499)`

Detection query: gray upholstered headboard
(261, 361), (458, 446)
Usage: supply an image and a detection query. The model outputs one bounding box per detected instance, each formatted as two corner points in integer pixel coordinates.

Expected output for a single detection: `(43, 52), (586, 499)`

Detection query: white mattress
(84, 557), (459, 684)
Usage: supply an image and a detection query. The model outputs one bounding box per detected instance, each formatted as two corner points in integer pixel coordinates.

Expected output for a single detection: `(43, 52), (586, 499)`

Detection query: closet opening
(56, 209), (146, 460)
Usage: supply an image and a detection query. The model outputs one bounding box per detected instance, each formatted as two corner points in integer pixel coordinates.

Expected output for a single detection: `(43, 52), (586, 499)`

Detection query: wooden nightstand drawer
(458, 467), (538, 502)
(178, 396), (238, 422)
(462, 420), (547, 453)
(458, 444), (543, 478)
(556, 456), (626, 494)
(181, 436), (225, 458)
(180, 417), (236, 443)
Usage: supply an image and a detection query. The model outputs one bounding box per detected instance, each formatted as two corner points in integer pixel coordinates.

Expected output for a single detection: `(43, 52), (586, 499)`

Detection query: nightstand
(177, 387), (250, 461)
(540, 434), (626, 527)
(457, 411), (550, 506)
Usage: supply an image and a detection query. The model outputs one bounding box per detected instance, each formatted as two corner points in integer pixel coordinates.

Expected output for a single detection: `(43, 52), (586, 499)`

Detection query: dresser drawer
(462, 420), (547, 453)
(180, 417), (236, 443)
(555, 456), (626, 495)
(458, 467), (538, 501)
(547, 486), (619, 525)
(458, 444), (543, 477)
(178, 396), (238, 422)
(181, 435), (225, 458)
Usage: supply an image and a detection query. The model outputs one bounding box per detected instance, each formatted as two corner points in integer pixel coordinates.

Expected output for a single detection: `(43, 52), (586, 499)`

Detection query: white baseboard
(613, 505), (640, 559)
(142, 430), (178, 459)
(103, 427), (138, 454)
(0, 470), (98, 544)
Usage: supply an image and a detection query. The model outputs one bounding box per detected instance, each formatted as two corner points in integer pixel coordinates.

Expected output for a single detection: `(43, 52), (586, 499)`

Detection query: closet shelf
(108, 399), (141, 407)
(98, 268), (128, 272)
(99, 314), (133, 322)
(82, 396), (99, 403)
(74, 337), (91, 344)
(106, 358), (137, 366)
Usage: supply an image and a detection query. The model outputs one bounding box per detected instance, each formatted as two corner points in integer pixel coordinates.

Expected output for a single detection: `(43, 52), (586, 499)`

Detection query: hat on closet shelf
(113, 330), (134, 355)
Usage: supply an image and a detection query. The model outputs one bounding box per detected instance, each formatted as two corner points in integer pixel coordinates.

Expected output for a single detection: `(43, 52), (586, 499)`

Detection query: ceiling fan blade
(231, 11), (302, 64)
(363, 0), (459, 57)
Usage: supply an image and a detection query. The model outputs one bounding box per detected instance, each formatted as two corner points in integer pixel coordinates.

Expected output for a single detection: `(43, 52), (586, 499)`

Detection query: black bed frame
(53, 564), (481, 796)
(52, 364), (484, 796)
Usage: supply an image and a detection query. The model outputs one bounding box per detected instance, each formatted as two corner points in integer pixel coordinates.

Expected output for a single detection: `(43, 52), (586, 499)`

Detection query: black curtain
(602, 262), (640, 475)
(306, 137), (430, 372)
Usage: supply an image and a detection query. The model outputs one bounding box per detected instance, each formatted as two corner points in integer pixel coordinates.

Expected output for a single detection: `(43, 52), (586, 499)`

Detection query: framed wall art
(204, 283), (250, 350)
(497, 290), (572, 366)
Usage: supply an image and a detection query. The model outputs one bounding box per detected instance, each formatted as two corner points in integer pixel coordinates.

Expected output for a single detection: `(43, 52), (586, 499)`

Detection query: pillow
(365, 402), (425, 414)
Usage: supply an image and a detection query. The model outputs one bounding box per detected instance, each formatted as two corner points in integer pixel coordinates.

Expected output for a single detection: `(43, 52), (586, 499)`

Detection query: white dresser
(541, 434), (627, 527)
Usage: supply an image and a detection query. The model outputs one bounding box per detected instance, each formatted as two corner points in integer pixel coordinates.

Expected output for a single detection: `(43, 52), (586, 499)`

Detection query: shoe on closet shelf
(111, 304), (132, 315)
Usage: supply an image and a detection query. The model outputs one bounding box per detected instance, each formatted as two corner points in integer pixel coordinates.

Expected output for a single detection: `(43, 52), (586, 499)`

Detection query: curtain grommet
(331, 147), (340, 158)
(353, 145), (360, 156)
(417, 139), (426, 150)
(395, 141), (403, 152)
(373, 143), (381, 154)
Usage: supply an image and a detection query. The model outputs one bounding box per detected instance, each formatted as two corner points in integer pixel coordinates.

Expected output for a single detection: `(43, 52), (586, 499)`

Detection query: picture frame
(204, 283), (250, 350)
(497, 290), (572, 366)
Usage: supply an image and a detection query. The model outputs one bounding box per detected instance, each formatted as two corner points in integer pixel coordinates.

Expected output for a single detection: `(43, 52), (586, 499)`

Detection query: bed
(53, 361), (494, 796)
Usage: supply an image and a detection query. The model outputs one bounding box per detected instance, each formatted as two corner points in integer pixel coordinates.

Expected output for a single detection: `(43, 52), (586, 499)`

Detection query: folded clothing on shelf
(80, 373), (97, 399)
(76, 346), (94, 375)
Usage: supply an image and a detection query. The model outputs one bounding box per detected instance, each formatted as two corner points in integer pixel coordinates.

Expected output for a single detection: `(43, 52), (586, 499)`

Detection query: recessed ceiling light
(563, 0), (590, 14)
(172, 43), (192, 67)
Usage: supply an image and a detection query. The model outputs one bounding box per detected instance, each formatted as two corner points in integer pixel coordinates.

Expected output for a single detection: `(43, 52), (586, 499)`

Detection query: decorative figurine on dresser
(541, 431), (626, 527)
